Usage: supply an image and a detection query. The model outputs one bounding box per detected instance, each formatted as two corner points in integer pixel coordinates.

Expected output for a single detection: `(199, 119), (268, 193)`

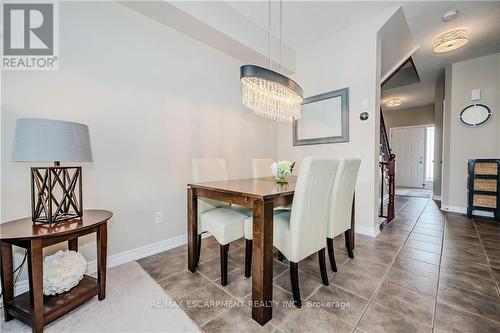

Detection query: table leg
(187, 187), (198, 273)
(0, 241), (14, 321)
(251, 199), (274, 325)
(27, 239), (43, 333)
(68, 238), (78, 252)
(97, 223), (107, 301)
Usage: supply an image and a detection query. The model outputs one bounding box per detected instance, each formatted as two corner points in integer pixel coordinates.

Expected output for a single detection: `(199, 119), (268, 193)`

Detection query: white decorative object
(271, 160), (295, 184)
(43, 250), (87, 296)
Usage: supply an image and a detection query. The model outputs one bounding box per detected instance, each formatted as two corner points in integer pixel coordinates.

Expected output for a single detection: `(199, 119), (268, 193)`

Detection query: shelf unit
(467, 159), (500, 220)
(6, 275), (99, 327)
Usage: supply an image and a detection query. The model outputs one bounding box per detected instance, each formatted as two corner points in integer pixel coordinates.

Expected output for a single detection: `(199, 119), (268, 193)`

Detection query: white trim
(6, 234), (188, 298)
(357, 223), (380, 237)
(441, 205), (494, 218)
(433, 195), (441, 201)
(380, 45), (420, 83)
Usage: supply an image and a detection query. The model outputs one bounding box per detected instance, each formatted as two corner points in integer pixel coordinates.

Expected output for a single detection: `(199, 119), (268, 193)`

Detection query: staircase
(379, 110), (395, 222)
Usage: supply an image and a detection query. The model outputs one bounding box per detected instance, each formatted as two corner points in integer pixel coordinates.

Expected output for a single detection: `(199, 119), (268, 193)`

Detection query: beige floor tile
(308, 284), (369, 325)
(385, 266), (437, 298)
(214, 268), (252, 300)
(439, 268), (498, 296)
(398, 246), (441, 266)
(158, 271), (211, 299)
(201, 306), (275, 333)
(357, 303), (431, 333)
(137, 248), (187, 281)
(434, 302), (500, 333)
(438, 284), (500, 323)
(279, 307), (353, 333)
(179, 282), (237, 327)
(273, 269), (324, 301)
(373, 281), (434, 327)
(330, 257), (387, 299)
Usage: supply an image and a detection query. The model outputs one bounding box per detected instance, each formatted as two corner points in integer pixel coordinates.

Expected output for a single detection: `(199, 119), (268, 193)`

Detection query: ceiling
(226, 1), (500, 112)
(383, 1), (500, 111)
(226, 1), (397, 49)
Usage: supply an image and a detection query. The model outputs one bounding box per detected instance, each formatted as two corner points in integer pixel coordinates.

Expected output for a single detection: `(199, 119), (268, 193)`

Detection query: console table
(0, 210), (112, 333)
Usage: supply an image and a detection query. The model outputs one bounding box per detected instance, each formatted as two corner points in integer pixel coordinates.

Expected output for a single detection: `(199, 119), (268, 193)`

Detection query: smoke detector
(442, 10), (458, 22)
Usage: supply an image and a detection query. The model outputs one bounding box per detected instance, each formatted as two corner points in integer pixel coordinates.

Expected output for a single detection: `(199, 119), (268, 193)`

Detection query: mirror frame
(293, 87), (349, 146)
(458, 103), (492, 127)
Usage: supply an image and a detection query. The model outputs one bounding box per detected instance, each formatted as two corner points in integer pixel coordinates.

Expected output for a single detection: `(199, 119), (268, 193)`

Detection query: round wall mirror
(459, 104), (492, 127)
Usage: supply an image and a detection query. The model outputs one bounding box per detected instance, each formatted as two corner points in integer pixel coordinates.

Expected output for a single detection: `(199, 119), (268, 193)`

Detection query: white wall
(442, 52), (500, 213)
(383, 104), (434, 130)
(277, 8), (397, 236)
(1, 2), (278, 277)
(433, 70), (445, 198)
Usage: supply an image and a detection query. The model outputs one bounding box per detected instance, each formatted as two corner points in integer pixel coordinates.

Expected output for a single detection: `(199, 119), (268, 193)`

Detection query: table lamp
(12, 118), (93, 223)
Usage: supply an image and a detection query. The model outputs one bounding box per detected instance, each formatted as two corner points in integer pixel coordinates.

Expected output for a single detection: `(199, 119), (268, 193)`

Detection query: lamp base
(31, 166), (83, 224)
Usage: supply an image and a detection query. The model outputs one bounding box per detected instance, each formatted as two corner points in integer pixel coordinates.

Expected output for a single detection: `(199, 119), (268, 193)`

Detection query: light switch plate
(471, 89), (481, 101)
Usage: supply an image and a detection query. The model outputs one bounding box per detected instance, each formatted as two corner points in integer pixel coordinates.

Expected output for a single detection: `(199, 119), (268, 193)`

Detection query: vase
(276, 176), (289, 184)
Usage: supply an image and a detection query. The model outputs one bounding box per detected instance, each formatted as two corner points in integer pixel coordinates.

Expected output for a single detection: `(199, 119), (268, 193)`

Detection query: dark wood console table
(0, 210), (113, 333)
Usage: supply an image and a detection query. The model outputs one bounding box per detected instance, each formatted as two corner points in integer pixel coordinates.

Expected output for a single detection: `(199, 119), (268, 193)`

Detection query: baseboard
(441, 205), (494, 218)
(433, 195), (441, 201)
(7, 234), (188, 298)
(357, 223), (380, 237)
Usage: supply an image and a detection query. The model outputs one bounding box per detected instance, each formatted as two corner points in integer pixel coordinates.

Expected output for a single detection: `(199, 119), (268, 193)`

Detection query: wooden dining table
(187, 176), (354, 325)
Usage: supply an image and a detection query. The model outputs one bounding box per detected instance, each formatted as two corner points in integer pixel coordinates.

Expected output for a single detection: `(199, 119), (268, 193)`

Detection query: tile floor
(138, 196), (500, 333)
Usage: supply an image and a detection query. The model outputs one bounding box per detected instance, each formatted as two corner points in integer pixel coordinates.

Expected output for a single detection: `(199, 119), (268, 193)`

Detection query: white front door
(391, 126), (425, 188)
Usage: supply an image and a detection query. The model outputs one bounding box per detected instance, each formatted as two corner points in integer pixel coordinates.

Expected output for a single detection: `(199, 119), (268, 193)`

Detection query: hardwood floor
(138, 196), (500, 332)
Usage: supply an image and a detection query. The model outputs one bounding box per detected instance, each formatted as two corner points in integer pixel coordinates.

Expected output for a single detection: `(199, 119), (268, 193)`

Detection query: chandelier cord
(280, 0), (283, 74)
(268, 0), (271, 70)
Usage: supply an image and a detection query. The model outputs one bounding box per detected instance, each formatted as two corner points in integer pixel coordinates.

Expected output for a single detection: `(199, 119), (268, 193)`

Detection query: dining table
(186, 176), (354, 325)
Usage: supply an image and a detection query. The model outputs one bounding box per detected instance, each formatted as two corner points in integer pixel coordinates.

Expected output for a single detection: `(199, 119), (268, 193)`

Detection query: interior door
(391, 126), (425, 188)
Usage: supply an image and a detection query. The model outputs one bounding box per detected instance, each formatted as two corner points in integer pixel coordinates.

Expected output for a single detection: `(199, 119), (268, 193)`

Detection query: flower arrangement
(271, 160), (295, 184)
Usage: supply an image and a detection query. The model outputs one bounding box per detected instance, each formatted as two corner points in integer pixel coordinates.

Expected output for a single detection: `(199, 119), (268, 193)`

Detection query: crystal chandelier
(240, 0), (303, 122)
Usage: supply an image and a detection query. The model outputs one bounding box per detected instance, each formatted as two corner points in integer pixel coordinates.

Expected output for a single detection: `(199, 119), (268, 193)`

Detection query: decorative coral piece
(43, 250), (87, 296)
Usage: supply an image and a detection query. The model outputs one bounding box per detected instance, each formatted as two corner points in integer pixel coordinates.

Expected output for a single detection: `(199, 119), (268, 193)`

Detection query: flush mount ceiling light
(386, 98), (402, 108)
(433, 28), (468, 54)
(240, 0), (303, 122)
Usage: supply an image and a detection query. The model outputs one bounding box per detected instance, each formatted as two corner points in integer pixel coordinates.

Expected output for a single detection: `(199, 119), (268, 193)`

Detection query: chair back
(288, 157), (339, 262)
(327, 158), (361, 238)
(252, 158), (274, 178)
(192, 158), (229, 215)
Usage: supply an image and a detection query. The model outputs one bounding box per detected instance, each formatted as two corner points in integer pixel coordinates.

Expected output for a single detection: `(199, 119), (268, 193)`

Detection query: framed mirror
(293, 87), (349, 146)
(459, 104), (492, 127)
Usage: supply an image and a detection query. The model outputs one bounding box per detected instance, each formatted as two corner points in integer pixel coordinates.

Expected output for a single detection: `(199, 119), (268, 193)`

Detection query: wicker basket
(474, 179), (497, 192)
(474, 162), (498, 175)
(473, 194), (497, 208)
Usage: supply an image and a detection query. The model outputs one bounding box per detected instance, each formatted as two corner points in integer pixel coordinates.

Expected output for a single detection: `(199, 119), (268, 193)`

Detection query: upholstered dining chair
(326, 158), (361, 272)
(243, 157), (340, 307)
(251, 158), (274, 178)
(250, 158), (291, 264)
(192, 158), (251, 286)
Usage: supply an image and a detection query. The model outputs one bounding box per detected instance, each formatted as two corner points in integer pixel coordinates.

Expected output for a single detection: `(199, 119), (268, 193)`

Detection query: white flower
(270, 160), (295, 179)
(43, 250), (87, 296)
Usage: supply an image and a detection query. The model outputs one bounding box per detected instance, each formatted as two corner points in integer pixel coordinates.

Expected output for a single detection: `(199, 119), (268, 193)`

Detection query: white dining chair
(248, 159), (293, 268)
(326, 158), (361, 272)
(192, 158), (251, 286)
(243, 157), (340, 307)
(252, 158), (274, 178)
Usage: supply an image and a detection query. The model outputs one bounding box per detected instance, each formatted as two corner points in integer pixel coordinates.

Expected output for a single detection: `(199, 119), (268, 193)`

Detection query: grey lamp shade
(12, 118), (93, 162)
